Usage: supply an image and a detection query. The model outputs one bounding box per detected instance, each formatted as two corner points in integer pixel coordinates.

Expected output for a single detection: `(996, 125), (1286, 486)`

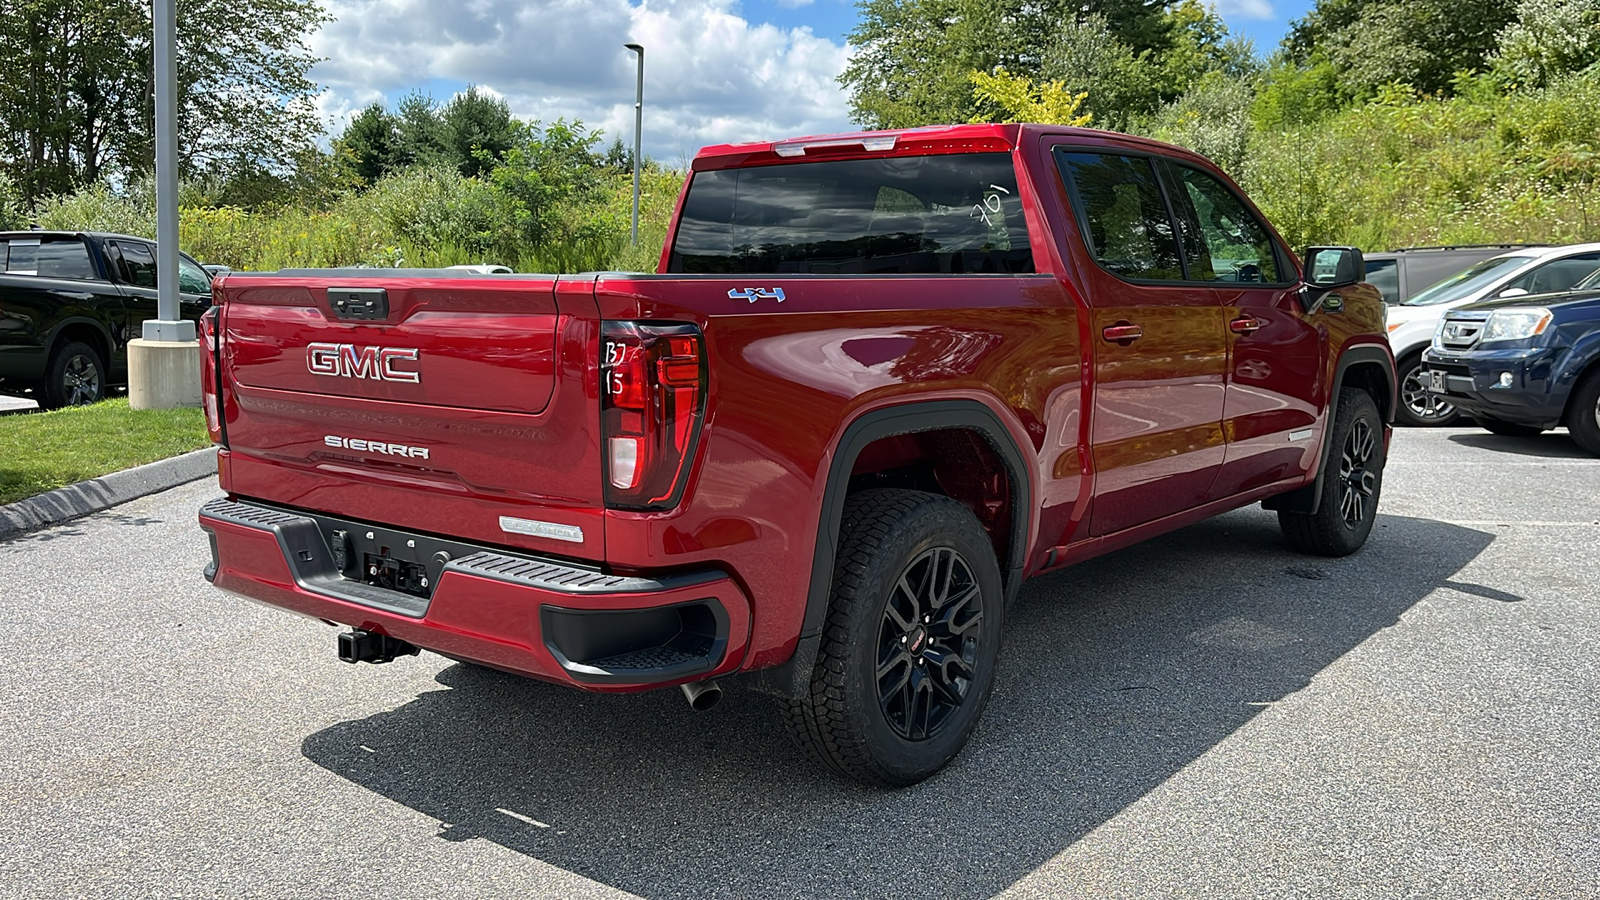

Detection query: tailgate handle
(327, 287), (389, 321)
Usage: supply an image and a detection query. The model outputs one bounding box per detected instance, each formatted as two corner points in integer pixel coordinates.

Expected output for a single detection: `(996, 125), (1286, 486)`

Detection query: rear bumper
(199, 497), (751, 691)
(1422, 347), (1567, 428)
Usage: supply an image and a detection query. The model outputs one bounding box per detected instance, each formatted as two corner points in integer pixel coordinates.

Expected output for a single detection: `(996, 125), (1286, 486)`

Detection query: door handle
(1229, 315), (1264, 334)
(1102, 323), (1143, 345)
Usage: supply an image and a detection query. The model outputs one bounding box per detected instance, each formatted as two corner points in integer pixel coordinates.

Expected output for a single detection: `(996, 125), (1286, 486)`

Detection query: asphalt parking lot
(0, 426), (1596, 899)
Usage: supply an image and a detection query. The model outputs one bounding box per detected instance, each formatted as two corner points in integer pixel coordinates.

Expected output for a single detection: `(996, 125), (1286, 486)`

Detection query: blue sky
(741, 0), (1316, 50)
(309, 0), (1320, 162)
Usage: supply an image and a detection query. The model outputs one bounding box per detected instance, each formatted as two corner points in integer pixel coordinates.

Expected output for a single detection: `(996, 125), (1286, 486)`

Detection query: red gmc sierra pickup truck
(198, 123), (1395, 786)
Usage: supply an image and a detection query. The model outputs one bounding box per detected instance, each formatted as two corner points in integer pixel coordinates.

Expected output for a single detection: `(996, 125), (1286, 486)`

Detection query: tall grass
(31, 164), (686, 274)
(1242, 71), (1600, 250)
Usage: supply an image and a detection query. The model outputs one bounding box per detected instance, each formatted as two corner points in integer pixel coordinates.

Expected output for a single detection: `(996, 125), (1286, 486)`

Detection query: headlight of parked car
(1480, 307), (1553, 343)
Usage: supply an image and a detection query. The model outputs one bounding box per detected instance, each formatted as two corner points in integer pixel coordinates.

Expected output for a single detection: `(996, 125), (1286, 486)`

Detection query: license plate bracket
(1428, 369), (1446, 393)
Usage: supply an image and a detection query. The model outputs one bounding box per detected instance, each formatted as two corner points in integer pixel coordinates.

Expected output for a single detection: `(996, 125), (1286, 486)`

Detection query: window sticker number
(604, 341), (627, 368)
(970, 184), (1010, 227)
(604, 340), (631, 397)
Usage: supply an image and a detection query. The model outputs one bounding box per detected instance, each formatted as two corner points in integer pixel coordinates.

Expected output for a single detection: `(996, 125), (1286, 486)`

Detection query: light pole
(624, 43), (644, 245)
(128, 0), (199, 410)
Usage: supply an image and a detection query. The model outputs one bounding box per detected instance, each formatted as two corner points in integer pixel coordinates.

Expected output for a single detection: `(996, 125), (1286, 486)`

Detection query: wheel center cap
(908, 626), (927, 654)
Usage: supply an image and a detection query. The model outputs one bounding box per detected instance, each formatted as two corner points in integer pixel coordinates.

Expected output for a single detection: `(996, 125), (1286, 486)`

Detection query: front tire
(39, 341), (106, 409)
(1477, 417), (1544, 438)
(1565, 368), (1600, 456)
(1395, 351), (1460, 427)
(1279, 388), (1384, 557)
(782, 489), (1004, 787)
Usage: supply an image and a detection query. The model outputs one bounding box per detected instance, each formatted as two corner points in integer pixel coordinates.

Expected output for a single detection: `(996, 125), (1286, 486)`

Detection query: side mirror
(1498, 287), (1529, 298)
(1303, 246), (1365, 288)
(1300, 246), (1366, 312)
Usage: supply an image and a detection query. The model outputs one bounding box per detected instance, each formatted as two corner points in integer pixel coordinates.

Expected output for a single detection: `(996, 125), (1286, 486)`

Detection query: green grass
(0, 398), (211, 505)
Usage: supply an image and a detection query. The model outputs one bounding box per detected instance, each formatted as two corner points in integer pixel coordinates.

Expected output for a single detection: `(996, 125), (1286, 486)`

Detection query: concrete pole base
(128, 338), (201, 410)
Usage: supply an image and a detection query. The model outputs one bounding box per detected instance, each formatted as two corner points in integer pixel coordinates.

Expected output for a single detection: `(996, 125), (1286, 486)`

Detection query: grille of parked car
(1438, 314), (1489, 350)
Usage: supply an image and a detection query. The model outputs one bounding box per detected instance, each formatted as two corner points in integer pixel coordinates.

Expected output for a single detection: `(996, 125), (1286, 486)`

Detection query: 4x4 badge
(728, 287), (786, 304)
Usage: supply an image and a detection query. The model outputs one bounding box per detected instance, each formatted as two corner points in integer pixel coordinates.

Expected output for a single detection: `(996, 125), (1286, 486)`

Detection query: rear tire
(781, 489), (1004, 787)
(1279, 388), (1384, 557)
(1395, 351), (1460, 427)
(1477, 417), (1544, 438)
(1566, 368), (1600, 456)
(39, 341), (105, 409)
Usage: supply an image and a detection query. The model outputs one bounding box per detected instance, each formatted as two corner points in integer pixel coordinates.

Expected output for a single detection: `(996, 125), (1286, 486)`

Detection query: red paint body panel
(199, 123), (1393, 692)
(201, 514), (751, 690)
(217, 275), (607, 560)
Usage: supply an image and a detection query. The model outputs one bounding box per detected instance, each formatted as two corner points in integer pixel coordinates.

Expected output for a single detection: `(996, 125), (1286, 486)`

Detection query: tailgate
(216, 271), (606, 559)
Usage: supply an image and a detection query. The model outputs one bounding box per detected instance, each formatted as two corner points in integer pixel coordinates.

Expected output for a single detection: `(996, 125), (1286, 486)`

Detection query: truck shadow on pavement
(301, 507), (1493, 900)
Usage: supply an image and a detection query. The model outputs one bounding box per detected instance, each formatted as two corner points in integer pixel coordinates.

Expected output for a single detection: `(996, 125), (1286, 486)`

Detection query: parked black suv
(0, 231), (211, 408)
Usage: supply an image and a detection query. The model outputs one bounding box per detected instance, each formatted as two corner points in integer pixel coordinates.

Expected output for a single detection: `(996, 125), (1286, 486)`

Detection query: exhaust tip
(680, 679), (722, 711)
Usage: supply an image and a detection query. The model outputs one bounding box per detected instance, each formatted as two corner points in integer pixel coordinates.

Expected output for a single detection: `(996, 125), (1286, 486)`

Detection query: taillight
(601, 321), (706, 510)
(198, 306), (226, 447)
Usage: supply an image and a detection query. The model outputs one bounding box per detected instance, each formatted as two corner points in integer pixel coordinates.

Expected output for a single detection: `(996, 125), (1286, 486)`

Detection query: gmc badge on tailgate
(307, 343), (421, 383)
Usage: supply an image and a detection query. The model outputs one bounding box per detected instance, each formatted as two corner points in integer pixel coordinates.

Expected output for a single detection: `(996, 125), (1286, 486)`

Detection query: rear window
(1364, 258), (1399, 303)
(2, 238), (98, 280)
(667, 153), (1033, 275)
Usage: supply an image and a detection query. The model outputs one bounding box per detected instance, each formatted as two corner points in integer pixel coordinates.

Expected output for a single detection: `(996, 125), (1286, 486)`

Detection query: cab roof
(690, 123), (1209, 171)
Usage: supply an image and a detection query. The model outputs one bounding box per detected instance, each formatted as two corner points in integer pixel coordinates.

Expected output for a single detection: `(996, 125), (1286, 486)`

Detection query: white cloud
(309, 0), (854, 161)
(1212, 0), (1275, 21)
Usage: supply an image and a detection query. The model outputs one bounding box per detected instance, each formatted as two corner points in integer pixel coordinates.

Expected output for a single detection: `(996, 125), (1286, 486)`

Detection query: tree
(1491, 0), (1600, 88)
(0, 0), (328, 203)
(604, 136), (632, 172)
(337, 103), (401, 185)
(1039, 13), (1159, 129)
(394, 92), (451, 170)
(969, 68), (1093, 125)
(841, 0), (1178, 129)
(1280, 0), (1518, 97)
(441, 86), (518, 178)
(840, 0), (1245, 130)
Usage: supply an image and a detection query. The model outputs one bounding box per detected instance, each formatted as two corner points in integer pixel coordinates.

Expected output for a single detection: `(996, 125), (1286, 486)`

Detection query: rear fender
(748, 398), (1034, 699)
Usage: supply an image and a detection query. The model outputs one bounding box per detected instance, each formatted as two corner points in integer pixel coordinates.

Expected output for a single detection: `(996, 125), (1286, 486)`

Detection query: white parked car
(1385, 243), (1600, 425)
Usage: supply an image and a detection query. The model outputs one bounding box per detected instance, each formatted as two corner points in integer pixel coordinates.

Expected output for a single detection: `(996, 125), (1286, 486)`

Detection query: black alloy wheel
(1337, 415), (1379, 529)
(1279, 387), (1385, 557)
(1396, 355), (1460, 427)
(782, 489), (1004, 787)
(876, 546), (984, 742)
(40, 341), (106, 410)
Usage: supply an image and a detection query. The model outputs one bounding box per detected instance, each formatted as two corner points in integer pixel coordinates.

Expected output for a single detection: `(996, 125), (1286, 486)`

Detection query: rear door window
(1054, 151), (1184, 281)
(114, 241), (158, 287)
(2, 237), (99, 280)
(1503, 253), (1600, 295)
(1164, 163), (1283, 284)
(667, 152), (1033, 275)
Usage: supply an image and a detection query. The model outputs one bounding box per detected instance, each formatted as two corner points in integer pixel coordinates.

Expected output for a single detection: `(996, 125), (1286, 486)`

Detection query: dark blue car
(1422, 276), (1600, 455)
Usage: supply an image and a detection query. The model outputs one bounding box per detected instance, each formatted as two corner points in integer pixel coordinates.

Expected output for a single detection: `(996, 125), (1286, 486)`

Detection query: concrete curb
(0, 447), (217, 541)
